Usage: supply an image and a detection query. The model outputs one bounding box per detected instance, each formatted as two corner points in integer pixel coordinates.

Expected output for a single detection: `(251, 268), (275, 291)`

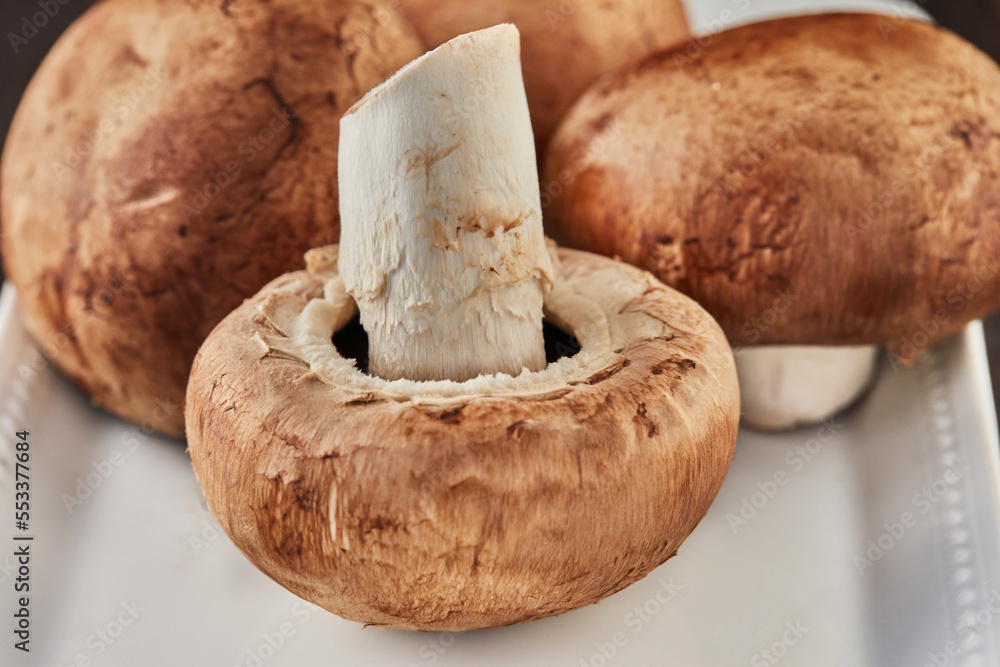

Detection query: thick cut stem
(338, 25), (553, 382)
(735, 345), (880, 431)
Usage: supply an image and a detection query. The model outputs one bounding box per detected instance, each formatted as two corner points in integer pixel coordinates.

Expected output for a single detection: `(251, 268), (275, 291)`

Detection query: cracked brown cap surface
(0, 0), (423, 435)
(185, 246), (739, 631)
(544, 13), (1000, 364)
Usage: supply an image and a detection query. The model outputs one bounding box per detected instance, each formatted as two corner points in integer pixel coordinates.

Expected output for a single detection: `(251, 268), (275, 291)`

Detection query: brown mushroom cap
(185, 246), (739, 631)
(544, 13), (1000, 364)
(0, 0), (423, 435)
(398, 0), (689, 162)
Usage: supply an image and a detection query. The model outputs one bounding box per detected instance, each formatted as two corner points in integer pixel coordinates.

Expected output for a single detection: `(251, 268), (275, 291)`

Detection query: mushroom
(398, 0), (689, 162)
(543, 13), (1000, 430)
(186, 26), (740, 630)
(0, 0), (423, 436)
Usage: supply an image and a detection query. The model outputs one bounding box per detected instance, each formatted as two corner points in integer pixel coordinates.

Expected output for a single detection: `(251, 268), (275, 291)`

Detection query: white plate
(5, 1), (1000, 665)
(1, 275), (1000, 667)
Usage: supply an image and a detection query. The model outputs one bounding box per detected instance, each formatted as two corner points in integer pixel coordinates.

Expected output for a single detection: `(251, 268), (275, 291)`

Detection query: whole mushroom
(186, 26), (740, 630)
(544, 13), (1000, 430)
(0, 0), (423, 435)
(398, 0), (689, 162)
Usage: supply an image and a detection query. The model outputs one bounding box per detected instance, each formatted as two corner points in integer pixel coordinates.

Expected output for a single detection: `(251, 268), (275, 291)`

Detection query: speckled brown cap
(185, 245), (739, 631)
(544, 13), (1000, 364)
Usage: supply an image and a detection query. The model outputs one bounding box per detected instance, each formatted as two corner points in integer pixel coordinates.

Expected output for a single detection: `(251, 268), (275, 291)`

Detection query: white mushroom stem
(337, 25), (553, 382)
(734, 345), (880, 431)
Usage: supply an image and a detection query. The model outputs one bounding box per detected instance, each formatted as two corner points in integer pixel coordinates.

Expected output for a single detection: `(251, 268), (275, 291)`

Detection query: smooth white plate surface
(4, 1), (1000, 665)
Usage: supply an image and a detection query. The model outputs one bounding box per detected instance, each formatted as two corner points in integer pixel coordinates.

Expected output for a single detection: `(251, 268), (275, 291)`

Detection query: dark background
(1, 0), (1000, 413)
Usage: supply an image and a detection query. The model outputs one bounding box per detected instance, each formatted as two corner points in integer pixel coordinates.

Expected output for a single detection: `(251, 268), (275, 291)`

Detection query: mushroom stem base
(735, 345), (880, 431)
